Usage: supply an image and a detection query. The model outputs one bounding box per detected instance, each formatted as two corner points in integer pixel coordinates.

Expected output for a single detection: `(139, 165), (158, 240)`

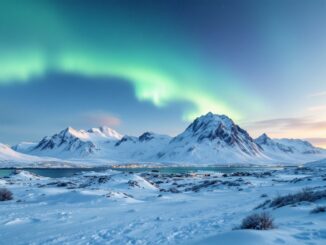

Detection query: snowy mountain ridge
(0, 143), (38, 162)
(156, 112), (267, 164)
(0, 143), (63, 167)
(254, 133), (326, 163)
(255, 133), (322, 154)
(3, 113), (326, 166)
(18, 126), (123, 158)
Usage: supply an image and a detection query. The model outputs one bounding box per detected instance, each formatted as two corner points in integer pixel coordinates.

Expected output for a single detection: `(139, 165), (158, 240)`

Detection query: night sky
(1, 0), (326, 147)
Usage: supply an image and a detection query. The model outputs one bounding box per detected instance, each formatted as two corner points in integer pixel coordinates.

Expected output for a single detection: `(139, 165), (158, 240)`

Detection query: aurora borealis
(1, 0), (326, 147)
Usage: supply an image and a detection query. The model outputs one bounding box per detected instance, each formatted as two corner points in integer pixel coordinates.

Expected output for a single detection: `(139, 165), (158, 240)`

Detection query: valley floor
(1, 167), (326, 244)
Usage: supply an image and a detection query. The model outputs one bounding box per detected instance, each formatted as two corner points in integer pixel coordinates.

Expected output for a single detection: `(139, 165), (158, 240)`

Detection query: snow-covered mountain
(0, 143), (38, 162)
(22, 126), (122, 158)
(87, 126), (123, 141)
(15, 126), (171, 162)
(109, 132), (172, 161)
(8, 113), (326, 166)
(155, 113), (269, 164)
(12, 142), (37, 153)
(0, 143), (47, 167)
(255, 133), (326, 163)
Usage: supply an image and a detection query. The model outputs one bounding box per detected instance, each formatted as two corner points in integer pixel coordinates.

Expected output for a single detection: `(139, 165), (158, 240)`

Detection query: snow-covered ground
(1, 166), (326, 244)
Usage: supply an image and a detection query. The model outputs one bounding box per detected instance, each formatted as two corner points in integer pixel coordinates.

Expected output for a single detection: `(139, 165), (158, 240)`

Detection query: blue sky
(0, 0), (326, 147)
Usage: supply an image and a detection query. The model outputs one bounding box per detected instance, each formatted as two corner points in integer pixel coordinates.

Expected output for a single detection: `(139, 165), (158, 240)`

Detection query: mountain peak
(255, 134), (324, 157)
(172, 113), (263, 156)
(139, 132), (155, 142)
(61, 127), (80, 137)
(185, 113), (235, 138)
(200, 112), (230, 120)
(64, 126), (76, 132)
(159, 113), (265, 162)
(196, 112), (234, 125)
(204, 111), (214, 117)
(87, 126), (122, 140)
(255, 133), (272, 145)
(59, 126), (83, 138)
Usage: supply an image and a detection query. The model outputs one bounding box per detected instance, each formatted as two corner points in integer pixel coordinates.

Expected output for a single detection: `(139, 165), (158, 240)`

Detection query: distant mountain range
(2, 112), (326, 166)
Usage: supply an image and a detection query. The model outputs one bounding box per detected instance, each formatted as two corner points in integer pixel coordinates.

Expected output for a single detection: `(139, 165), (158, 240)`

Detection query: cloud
(242, 117), (326, 149)
(307, 105), (326, 112)
(243, 117), (326, 141)
(247, 117), (326, 131)
(83, 112), (121, 127)
(308, 91), (326, 97)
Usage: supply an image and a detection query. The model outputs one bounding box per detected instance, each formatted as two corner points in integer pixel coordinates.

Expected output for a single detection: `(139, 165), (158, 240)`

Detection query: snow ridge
(255, 133), (326, 163)
(156, 113), (267, 164)
(6, 112), (326, 165)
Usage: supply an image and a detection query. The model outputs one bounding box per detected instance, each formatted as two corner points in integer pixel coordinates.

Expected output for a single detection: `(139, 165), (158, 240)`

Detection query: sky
(0, 0), (326, 148)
